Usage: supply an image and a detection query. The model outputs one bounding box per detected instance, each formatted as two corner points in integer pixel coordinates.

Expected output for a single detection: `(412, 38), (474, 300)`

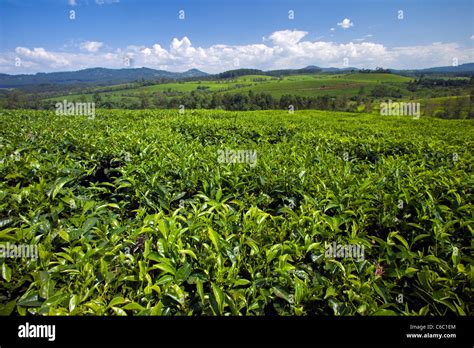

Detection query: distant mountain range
(0, 67), (209, 88)
(391, 63), (474, 74)
(1, 63), (473, 89)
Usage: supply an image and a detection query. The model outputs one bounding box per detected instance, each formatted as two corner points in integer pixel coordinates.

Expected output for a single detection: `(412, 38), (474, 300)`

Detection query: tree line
(1, 85), (472, 119)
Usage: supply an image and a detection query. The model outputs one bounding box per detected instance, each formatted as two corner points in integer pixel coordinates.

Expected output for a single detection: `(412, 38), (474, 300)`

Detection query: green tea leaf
(2, 263), (12, 282)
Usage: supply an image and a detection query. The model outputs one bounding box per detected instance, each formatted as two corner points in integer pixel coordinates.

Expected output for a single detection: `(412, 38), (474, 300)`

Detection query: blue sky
(0, 0), (473, 73)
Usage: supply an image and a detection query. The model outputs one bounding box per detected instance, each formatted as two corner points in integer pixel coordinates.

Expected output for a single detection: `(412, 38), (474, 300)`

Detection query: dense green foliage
(0, 109), (472, 316)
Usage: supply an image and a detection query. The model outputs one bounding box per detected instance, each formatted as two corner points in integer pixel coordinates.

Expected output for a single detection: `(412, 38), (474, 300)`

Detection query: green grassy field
(44, 74), (277, 103)
(0, 109), (472, 316)
(44, 72), (416, 103)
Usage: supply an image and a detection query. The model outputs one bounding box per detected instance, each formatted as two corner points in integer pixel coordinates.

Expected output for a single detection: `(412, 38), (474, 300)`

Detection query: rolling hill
(3, 63), (473, 90)
(0, 67), (209, 88)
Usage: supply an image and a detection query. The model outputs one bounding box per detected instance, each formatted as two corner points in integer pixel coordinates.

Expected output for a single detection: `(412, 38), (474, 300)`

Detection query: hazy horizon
(2, 61), (474, 77)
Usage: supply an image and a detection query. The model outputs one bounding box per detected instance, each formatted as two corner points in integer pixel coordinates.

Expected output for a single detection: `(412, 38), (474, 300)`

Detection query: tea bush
(0, 109), (472, 316)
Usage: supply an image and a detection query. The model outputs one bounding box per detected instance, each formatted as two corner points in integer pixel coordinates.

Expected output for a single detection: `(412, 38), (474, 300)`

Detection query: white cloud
(68, 0), (77, 6)
(170, 37), (195, 55)
(80, 41), (103, 52)
(391, 42), (471, 68)
(14, 47), (70, 68)
(337, 18), (354, 29)
(269, 30), (307, 47)
(330, 28), (335, 31)
(3, 30), (473, 74)
(471, 35), (474, 40)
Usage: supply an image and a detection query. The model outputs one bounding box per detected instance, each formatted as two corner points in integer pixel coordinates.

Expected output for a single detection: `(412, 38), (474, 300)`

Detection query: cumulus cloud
(14, 47), (70, 68)
(390, 42), (470, 68)
(268, 30), (307, 47)
(170, 37), (196, 56)
(80, 41), (103, 53)
(3, 30), (473, 74)
(68, 0), (77, 6)
(337, 18), (354, 29)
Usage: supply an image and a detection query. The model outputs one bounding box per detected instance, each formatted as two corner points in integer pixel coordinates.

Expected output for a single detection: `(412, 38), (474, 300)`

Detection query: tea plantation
(0, 109), (472, 315)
